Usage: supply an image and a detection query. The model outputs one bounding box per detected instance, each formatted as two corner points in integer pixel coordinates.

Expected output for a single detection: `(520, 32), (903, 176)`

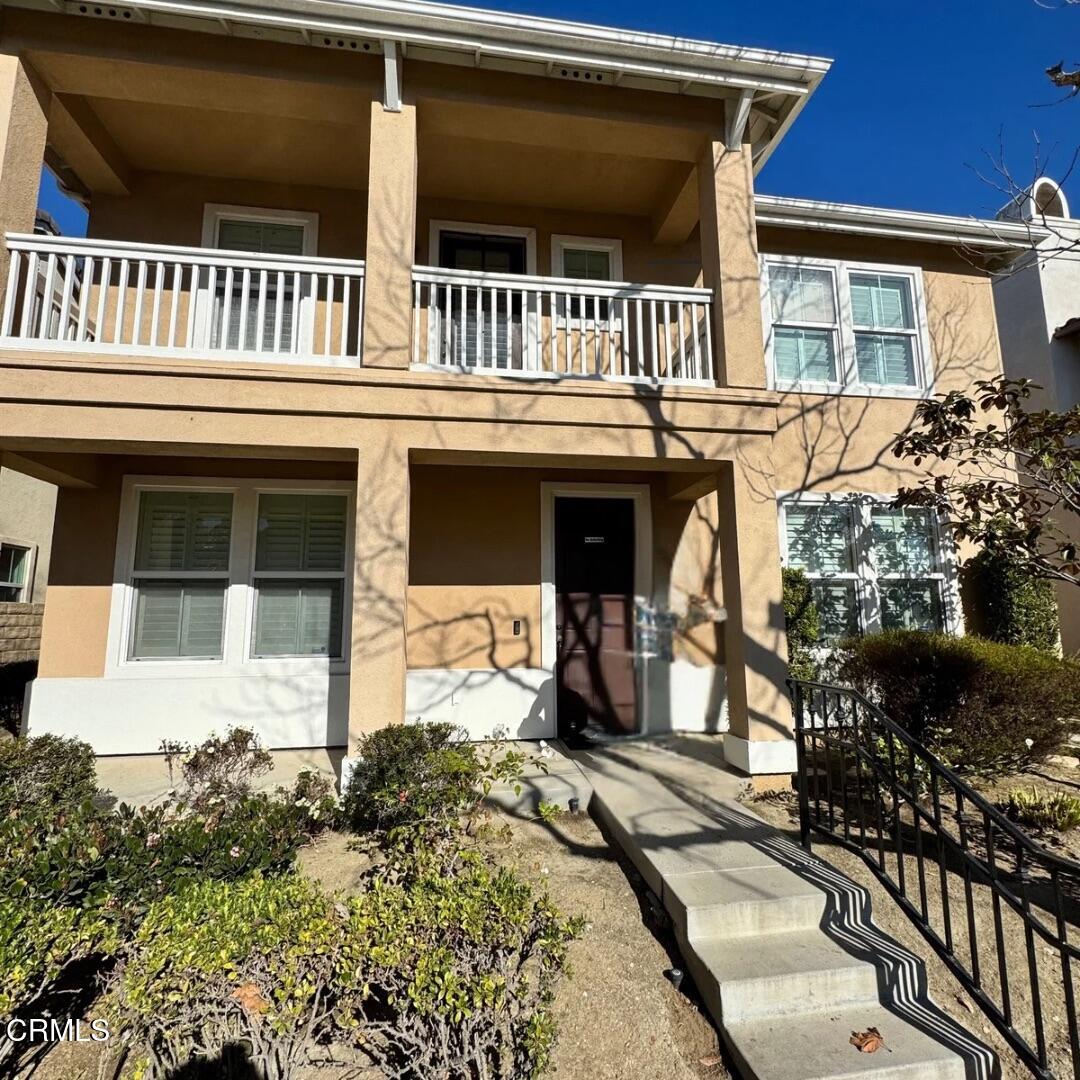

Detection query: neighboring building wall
(0, 465), (56, 603)
(992, 216), (1080, 652)
(0, 602), (42, 663)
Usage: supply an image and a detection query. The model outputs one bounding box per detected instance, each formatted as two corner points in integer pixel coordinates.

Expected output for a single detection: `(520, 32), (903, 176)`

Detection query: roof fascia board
(755, 195), (1049, 251)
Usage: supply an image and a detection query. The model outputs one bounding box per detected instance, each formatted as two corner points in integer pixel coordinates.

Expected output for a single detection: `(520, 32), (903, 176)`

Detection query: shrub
(961, 549), (1060, 653)
(1001, 787), (1080, 832)
(106, 874), (360, 1080)
(0, 897), (120, 1072)
(108, 858), (581, 1080)
(342, 722), (485, 835)
(782, 567), (821, 681)
(0, 733), (99, 818)
(836, 631), (1080, 777)
(161, 727), (273, 810)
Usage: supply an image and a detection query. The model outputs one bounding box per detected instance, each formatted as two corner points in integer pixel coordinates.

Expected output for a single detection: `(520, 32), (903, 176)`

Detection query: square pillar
(697, 138), (767, 389)
(716, 455), (794, 775)
(362, 98), (417, 368)
(0, 55), (49, 301)
(344, 441), (410, 783)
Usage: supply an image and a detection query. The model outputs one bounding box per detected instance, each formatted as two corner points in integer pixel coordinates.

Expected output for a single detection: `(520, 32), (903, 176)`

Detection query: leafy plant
(0, 733), (99, 818)
(894, 375), (1080, 587)
(961, 548), (1060, 653)
(342, 722), (485, 836)
(160, 727), (273, 810)
(782, 567), (821, 681)
(836, 631), (1080, 777)
(1001, 787), (1080, 832)
(537, 800), (563, 823)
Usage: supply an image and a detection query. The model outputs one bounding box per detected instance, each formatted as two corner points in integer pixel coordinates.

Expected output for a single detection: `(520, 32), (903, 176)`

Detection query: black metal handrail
(791, 678), (1080, 1080)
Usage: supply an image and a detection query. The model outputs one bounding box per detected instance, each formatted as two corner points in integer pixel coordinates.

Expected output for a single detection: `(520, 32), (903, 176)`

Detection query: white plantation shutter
(849, 274), (912, 330)
(855, 333), (916, 386)
(769, 265), (836, 324)
(253, 493), (347, 657)
(130, 491), (232, 660)
(135, 492), (232, 572)
(869, 507), (936, 575)
(774, 327), (837, 382)
(850, 273), (919, 387)
(785, 505), (854, 574)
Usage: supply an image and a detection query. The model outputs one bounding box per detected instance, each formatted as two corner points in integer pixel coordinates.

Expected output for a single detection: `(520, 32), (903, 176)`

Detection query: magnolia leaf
(850, 1027), (888, 1054)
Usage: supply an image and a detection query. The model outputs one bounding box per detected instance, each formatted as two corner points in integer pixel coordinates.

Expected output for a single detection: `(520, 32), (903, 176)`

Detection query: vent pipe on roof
(997, 175), (1071, 222)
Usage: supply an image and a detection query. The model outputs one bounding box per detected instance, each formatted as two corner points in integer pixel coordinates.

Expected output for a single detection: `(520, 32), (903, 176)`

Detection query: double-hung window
(781, 495), (954, 644)
(552, 235), (622, 327)
(0, 542), (31, 602)
(763, 257), (929, 394)
(129, 491), (233, 659)
(252, 494), (347, 658)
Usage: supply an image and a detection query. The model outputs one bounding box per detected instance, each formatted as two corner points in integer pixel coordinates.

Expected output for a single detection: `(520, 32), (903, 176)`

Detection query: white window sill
(774, 380), (930, 400)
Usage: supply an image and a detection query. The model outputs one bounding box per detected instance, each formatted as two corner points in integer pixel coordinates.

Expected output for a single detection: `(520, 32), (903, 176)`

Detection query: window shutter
(132, 580), (226, 658)
(785, 505), (854, 574)
(774, 328), (836, 382)
(253, 580), (343, 657)
(563, 248), (612, 281)
(135, 492), (232, 572)
(870, 507), (936, 574)
(217, 220), (305, 257)
(849, 273), (914, 330)
(256, 494), (347, 572)
(855, 333), (915, 386)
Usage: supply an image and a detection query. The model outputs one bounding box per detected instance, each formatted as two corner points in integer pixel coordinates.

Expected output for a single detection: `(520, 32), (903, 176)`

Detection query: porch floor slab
(571, 741), (996, 1080)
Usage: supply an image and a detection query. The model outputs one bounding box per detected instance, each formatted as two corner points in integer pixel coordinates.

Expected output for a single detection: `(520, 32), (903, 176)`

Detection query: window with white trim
(0, 542), (31, 602)
(763, 257), (931, 394)
(252, 493), (347, 658)
(781, 496), (954, 643)
(552, 235), (623, 324)
(129, 491), (232, 659)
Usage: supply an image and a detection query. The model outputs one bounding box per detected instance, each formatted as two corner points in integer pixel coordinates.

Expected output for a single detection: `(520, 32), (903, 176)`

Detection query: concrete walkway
(571, 739), (997, 1080)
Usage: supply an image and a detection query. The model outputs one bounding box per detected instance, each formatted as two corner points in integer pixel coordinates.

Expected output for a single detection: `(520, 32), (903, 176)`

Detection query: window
(129, 491), (233, 659)
(0, 543), (31, 602)
(763, 258), (929, 394)
(252, 494), (347, 658)
(781, 496), (953, 643)
(201, 205), (318, 354)
(767, 265), (839, 383)
(551, 235), (623, 326)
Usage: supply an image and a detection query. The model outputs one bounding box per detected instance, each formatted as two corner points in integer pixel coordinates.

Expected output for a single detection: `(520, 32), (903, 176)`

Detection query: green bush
(342, 722), (485, 834)
(0, 733), (99, 818)
(108, 858), (582, 1080)
(962, 549), (1060, 653)
(782, 567), (821, 681)
(836, 631), (1080, 777)
(1001, 787), (1080, 832)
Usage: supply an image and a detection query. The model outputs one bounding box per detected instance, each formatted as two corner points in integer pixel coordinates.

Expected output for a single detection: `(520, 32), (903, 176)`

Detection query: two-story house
(0, 0), (1036, 783)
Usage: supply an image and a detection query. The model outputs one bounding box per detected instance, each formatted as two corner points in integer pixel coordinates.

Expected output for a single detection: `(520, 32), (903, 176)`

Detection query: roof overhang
(9, 0), (831, 170)
(755, 194), (1051, 253)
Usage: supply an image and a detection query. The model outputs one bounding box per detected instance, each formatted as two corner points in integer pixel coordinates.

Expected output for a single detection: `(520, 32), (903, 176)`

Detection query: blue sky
(39, 0), (1080, 234)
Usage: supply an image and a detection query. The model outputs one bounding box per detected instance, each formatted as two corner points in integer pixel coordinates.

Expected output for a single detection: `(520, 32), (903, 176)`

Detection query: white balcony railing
(412, 266), (714, 384)
(0, 233), (365, 366)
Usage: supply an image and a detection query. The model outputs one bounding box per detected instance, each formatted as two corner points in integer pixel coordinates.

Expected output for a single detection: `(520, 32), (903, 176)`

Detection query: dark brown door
(554, 497), (637, 737)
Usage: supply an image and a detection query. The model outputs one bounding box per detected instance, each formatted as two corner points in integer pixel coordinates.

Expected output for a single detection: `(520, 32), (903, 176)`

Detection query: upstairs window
(763, 257), (930, 394)
(781, 495), (954, 643)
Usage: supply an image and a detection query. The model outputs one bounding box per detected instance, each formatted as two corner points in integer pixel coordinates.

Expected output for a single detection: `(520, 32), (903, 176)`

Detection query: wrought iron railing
(791, 678), (1080, 1080)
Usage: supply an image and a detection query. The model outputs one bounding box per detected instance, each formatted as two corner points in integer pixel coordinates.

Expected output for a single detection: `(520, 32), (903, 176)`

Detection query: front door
(554, 496), (637, 737)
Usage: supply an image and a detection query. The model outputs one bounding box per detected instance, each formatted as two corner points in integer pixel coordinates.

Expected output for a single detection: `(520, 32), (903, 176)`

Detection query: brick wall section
(0, 603), (44, 664)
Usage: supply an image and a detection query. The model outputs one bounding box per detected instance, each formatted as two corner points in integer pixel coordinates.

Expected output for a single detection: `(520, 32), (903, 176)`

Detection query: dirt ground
(745, 788), (1076, 1080)
(29, 811), (724, 1080)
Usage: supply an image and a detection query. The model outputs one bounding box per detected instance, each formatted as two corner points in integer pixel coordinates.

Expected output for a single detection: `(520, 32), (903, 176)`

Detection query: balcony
(0, 233), (366, 367)
(412, 267), (715, 384)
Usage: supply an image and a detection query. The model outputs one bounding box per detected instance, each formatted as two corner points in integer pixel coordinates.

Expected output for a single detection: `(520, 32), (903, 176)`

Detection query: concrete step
(688, 928), (881, 1023)
(724, 1002), (972, 1080)
(663, 865), (827, 941)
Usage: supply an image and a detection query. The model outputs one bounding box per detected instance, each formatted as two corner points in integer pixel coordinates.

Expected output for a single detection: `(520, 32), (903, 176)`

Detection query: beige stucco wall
(0, 465), (56, 602)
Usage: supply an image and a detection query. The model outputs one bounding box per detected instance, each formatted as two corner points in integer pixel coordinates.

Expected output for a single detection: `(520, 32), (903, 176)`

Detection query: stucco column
(697, 138), (767, 389)
(0, 54), (49, 302)
(362, 98), (417, 368)
(344, 439), (410, 782)
(716, 453), (794, 775)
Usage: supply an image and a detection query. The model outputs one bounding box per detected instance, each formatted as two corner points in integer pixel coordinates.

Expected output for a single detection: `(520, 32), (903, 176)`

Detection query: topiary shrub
(342, 722), (485, 835)
(961, 549), (1060, 653)
(0, 733), (99, 818)
(836, 631), (1080, 777)
(782, 567), (821, 681)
